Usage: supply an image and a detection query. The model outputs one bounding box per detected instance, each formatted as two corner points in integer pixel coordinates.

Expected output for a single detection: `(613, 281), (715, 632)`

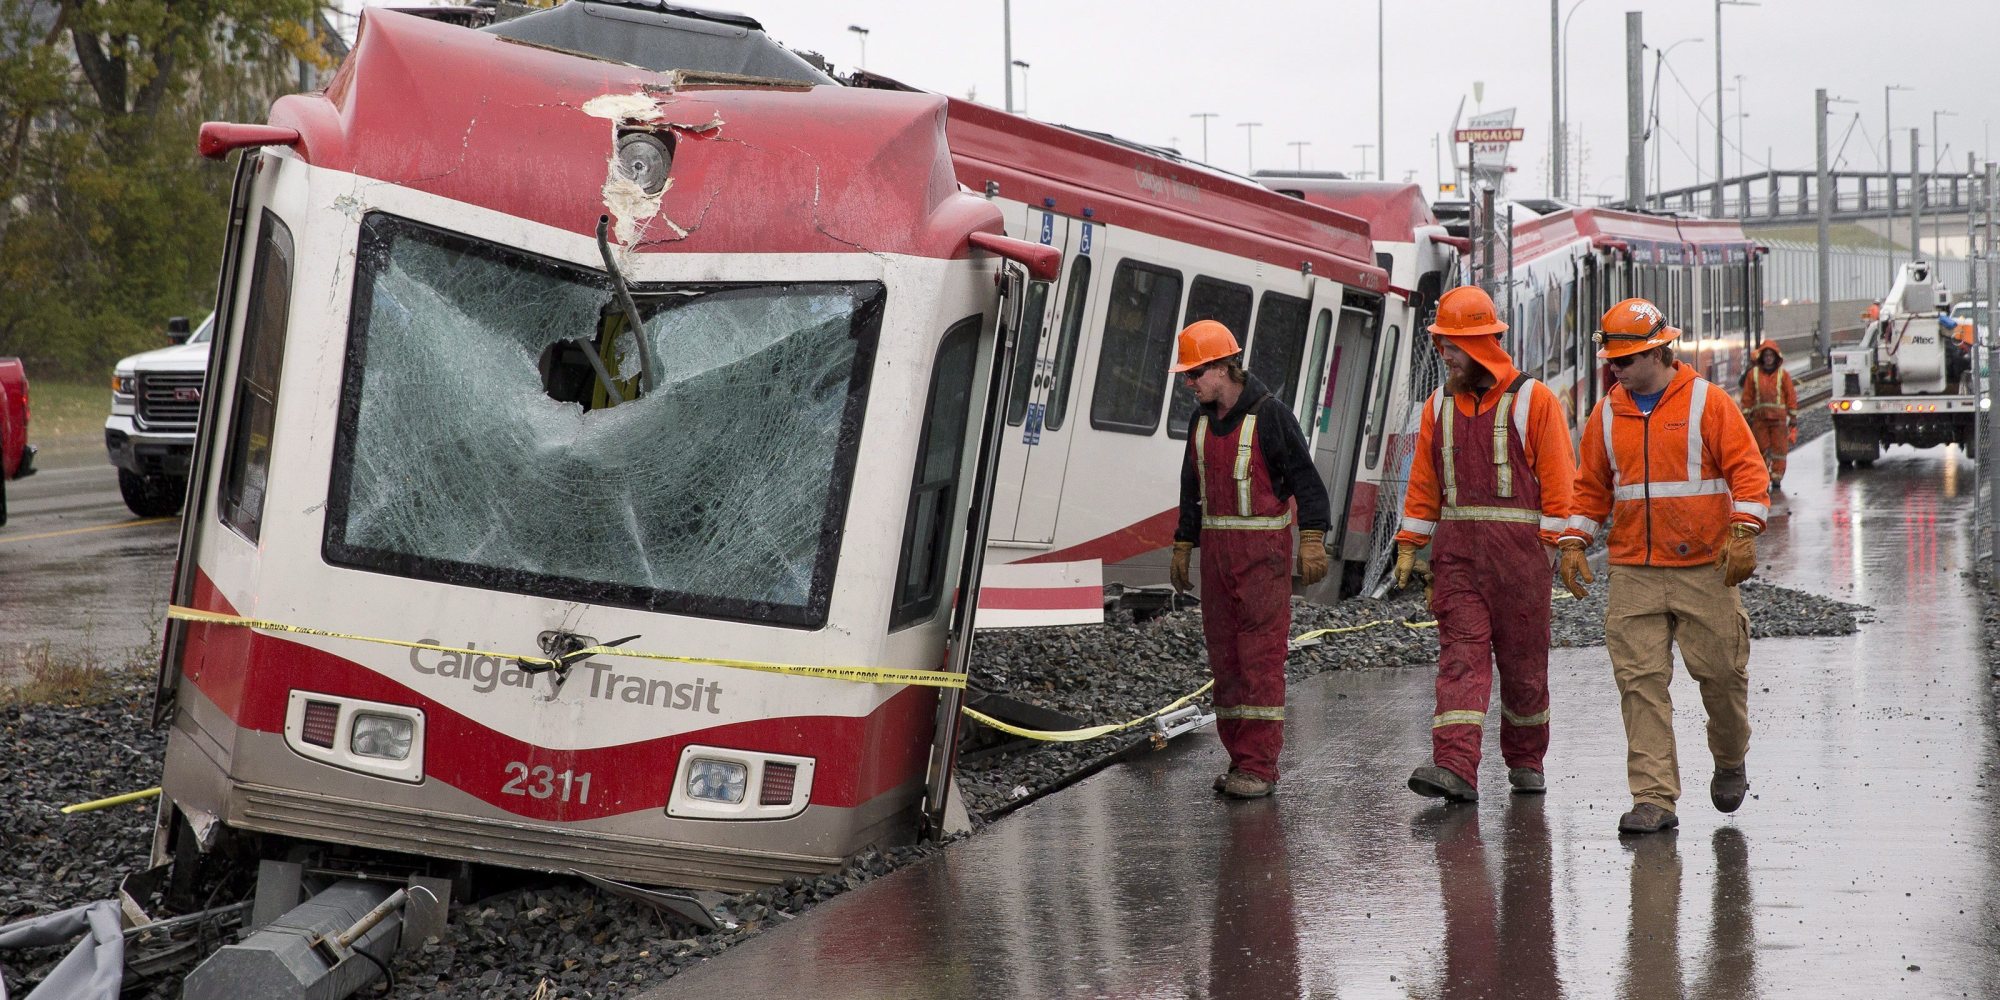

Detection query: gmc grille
(136, 372), (202, 430)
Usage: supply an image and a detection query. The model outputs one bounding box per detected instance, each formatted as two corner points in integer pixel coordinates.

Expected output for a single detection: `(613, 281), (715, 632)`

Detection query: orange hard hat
(1595, 297), (1681, 359)
(1427, 286), (1508, 337)
(1169, 319), (1242, 372)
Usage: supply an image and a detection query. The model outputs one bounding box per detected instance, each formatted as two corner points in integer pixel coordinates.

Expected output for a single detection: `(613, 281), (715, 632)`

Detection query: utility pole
(1240, 121), (1262, 173)
(1354, 143), (1374, 181)
(1816, 89), (1832, 364)
(1288, 140), (1310, 171)
(1190, 112), (1217, 163)
(1714, 1), (1758, 216)
(1913, 129), (1923, 262)
(1550, 0), (1563, 199)
(1377, 0), (1386, 192)
(1625, 12), (1645, 206)
(1002, 0), (1013, 113)
(1969, 152), (1979, 307)
(1885, 84), (1912, 280)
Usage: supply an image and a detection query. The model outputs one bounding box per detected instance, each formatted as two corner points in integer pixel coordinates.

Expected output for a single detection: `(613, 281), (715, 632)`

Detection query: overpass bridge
(1612, 167), (1988, 259)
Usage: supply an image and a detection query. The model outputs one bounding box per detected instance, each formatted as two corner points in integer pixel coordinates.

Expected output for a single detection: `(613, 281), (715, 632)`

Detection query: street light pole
(1648, 36), (1703, 211)
(1010, 60), (1030, 114)
(1885, 84), (1912, 279)
(1354, 143), (1374, 180)
(1561, 0), (1597, 202)
(1377, 0), (1385, 191)
(1934, 109), (1958, 260)
(1002, 0), (1013, 113)
(1714, 1), (1758, 216)
(1239, 121), (1262, 173)
(1190, 112), (1217, 163)
(1288, 140), (1310, 171)
(1550, 0), (1562, 199)
(846, 24), (869, 72)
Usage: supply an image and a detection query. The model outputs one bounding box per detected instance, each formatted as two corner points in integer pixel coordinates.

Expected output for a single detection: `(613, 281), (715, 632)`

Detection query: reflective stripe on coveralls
(1425, 373), (1554, 785)
(1192, 408), (1294, 782)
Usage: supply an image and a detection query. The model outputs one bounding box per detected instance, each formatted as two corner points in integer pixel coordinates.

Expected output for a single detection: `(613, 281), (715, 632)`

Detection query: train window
(219, 210), (296, 544)
(1363, 323), (1400, 467)
(1004, 281), (1052, 425)
(1044, 255), (1091, 431)
(1089, 259), (1184, 436)
(891, 315), (982, 629)
(325, 213), (884, 629)
(1301, 308), (1335, 431)
(1167, 276), (1253, 439)
(1248, 291), (1312, 412)
(1561, 277), (1579, 369)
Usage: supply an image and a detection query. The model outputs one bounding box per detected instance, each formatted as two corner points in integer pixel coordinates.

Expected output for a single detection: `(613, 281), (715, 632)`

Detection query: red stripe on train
(177, 570), (934, 822)
(1016, 508), (1179, 566)
(976, 584), (1102, 611)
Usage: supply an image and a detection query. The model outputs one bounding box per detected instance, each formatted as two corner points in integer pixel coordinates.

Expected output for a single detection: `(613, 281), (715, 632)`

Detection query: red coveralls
(1193, 409), (1295, 783)
(1397, 370), (1574, 788)
(1738, 341), (1797, 487)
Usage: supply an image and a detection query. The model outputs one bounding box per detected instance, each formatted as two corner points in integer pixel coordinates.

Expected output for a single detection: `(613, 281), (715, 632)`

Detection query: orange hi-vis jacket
(1395, 362), (1576, 550)
(1739, 367), (1797, 423)
(1564, 363), (1771, 567)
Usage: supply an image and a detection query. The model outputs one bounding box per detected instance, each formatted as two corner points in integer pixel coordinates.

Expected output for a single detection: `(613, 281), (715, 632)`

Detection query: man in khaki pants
(1557, 298), (1771, 836)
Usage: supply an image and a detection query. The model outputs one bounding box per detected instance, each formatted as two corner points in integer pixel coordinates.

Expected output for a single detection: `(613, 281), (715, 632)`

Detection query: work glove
(1787, 412), (1799, 446)
(1393, 542), (1418, 590)
(1170, 540), (1193, 593)
(1297, 529), (1328, 587)
(1717, 524), (1758, 587)
(1557, 538), (1594, 600)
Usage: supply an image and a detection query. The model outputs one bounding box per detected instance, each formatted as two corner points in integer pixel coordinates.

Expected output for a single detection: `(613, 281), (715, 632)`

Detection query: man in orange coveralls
(1559, 297), (1770, 836)
(1395, 286), (1576, 803)
(1738, 339), (1798, 491)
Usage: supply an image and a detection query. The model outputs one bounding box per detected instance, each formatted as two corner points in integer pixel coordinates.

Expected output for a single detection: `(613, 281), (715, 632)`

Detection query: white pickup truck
(106, 314), (211, 516)
(1829, 263), (1981, 467)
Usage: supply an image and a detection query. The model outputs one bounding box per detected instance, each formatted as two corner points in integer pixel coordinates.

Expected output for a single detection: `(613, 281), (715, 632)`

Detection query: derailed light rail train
(153, 3), (1061, 893)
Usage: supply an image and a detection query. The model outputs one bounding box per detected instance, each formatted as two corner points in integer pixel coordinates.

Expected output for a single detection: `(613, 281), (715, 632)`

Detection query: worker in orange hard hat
(1395, 285), (1576, 804)
(1560, 297), (1770, 836)
(1169, 319), (1331, 799)
(1738, 339), (1798, 491)
(1949, 316), (1977, 393)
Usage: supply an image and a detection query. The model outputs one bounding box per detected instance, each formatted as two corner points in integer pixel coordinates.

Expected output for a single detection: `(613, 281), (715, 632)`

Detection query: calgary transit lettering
(410, 642), (723, 713)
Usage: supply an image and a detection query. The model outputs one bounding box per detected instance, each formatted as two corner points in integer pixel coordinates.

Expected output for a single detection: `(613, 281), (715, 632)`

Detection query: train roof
(1250, 174), (1438, 245)
(260, 8), (1000, 259)
(1503, 205), (1755, 268)
(942, 101), (1385, 294)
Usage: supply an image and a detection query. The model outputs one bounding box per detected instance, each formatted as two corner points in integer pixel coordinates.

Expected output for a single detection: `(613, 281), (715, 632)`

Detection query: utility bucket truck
(1830, 261), (1981, 466)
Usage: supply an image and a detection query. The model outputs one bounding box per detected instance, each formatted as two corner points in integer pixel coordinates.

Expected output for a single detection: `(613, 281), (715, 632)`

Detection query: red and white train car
(152, 4), (1055, 892)
(932, 104), (1390, 616)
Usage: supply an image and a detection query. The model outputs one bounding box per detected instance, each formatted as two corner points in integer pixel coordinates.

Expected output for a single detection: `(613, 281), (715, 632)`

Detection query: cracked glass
(326, 213), (883, 627)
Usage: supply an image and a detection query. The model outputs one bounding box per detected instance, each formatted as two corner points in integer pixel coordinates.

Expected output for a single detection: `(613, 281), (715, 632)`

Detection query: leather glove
(1297, 529), (1328, 587)
(1170, 540), (1193, 593)
(1557, 538), (1595, 599)
(1717, 524), (1757, 587)
(1393, 543), (1418, 590)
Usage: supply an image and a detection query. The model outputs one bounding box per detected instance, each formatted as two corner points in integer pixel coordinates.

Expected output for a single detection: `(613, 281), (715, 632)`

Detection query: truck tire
(119, 469), (183, 518)
(1832, 419), (1878, 469)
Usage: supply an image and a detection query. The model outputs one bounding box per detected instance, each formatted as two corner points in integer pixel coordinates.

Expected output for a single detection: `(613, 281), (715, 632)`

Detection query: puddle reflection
(1208, 800), (1301, 1000)
(1620, 828), (1757, 1000)
(1412, 802), (1562, 998)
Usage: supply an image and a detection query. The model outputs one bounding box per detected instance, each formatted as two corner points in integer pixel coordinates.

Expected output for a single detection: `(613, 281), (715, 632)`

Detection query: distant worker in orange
(1560, 298), (1771, 836)
(1395, 286), (1576, 803)
(1167, 320), (1332, 800)
(1948, 316), (1977, 394)
(1738, 339), (1798, 491)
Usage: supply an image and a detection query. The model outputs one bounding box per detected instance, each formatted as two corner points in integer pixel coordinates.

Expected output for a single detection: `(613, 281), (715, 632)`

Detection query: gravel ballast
(1, 566), (1864, 1000)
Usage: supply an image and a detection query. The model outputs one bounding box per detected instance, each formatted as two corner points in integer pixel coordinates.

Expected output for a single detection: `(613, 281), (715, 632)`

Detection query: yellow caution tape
(61, 786), (161, 815)
(961, 680), (1215, 743)
(1291, 618), (1438, 644)
(166, 606), (967, 690)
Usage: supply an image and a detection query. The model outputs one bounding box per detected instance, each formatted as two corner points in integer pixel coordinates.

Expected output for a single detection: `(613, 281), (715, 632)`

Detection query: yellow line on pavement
(0, 516), (175, 544)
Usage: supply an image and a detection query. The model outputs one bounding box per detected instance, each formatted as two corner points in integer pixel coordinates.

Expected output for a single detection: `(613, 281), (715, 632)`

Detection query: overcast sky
(359, 1), (2000, 202)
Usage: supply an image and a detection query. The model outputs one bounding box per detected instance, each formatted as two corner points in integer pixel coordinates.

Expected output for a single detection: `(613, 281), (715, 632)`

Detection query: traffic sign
(1454, 127), (1525, 143)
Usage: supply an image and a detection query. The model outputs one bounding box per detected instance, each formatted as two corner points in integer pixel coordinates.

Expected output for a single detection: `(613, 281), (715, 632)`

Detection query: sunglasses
(1607, 354), (1642, 369)
(1180, 364), (1214, 383)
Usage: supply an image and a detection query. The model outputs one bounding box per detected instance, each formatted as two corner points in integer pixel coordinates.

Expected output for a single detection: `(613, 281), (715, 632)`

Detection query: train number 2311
(501, 762), (592, 804)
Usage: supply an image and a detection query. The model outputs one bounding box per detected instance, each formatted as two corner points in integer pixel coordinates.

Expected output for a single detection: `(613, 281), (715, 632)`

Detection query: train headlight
(686, 758), (748, 804)
(350, 713), (414, 761)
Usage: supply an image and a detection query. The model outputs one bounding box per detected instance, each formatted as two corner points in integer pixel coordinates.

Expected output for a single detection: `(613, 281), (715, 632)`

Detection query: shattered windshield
(325, 213), (882, 627)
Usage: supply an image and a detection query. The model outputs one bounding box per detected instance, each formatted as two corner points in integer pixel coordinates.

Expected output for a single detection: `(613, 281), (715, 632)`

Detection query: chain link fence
(1358, 347), (1445, 597)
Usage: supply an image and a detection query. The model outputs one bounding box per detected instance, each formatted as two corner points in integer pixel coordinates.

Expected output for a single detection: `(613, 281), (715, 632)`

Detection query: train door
(1306, 285), (1385, 595)
(989, 208), (1095, 544)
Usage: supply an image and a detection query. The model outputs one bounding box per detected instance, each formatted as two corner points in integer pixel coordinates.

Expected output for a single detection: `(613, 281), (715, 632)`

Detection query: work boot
(1617, 802), (1680, 835)
(1507, 767), (1547, 794)
(1711, 766), (1749, 813)
(1213, 769), (1238, 793)
(1407, 765), (1478, 802)
(1219, 772), (1274, 799)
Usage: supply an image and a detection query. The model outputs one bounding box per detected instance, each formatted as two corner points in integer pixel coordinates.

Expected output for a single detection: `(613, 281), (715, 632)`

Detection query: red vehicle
(0, 357), (35, 526)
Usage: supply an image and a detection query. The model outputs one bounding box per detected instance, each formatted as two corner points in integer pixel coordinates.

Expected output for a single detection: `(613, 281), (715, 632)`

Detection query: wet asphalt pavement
(0, 442), (177, 681)
(646, 432), (2000, 999)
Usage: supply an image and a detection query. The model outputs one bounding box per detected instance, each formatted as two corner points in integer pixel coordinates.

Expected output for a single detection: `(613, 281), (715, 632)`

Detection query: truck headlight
(112, 374), (136, 396)
(350, 713), (414, 761)
(686, 758), (747, 803)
